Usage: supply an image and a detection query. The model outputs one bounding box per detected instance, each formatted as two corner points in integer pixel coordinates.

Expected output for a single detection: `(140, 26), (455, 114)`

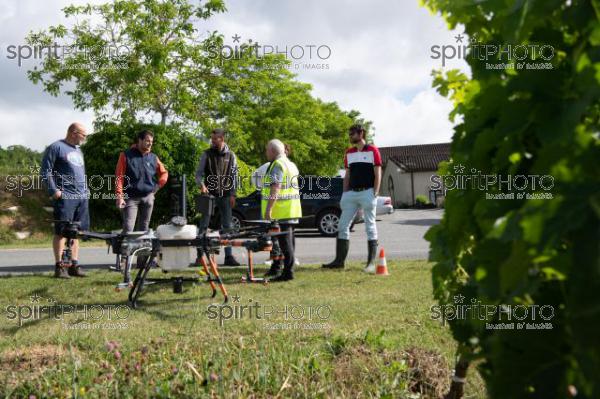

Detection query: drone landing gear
(127, 251), (229, 309)
(109, 254), (123, 272)
(241, 249), (269, 285)
(128, 255), (155, 308)
(198, 253), (229, 302)
(114, 255), (135, 291)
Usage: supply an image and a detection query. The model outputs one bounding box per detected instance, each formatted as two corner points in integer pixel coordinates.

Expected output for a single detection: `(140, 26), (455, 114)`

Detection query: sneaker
(294, 258), (300, 267)
(54, 263), (71, 279)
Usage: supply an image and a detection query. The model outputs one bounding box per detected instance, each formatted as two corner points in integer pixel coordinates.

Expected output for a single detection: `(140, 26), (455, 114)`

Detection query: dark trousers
(198, 196), (233, 257)
(274, 224), (295, 272)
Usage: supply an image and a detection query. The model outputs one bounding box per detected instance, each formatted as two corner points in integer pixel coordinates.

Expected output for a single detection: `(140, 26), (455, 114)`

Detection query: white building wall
(381, 163), (440, 207)
(413, 171), (438, 203)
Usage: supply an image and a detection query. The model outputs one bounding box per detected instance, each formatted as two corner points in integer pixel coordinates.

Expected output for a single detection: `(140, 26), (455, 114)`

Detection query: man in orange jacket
(115, 130), (168, 233)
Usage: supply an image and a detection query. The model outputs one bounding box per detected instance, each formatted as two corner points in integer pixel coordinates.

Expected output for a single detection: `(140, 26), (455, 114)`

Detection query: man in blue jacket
(40, 123), (89, 279)
(115, 129), (169, 233)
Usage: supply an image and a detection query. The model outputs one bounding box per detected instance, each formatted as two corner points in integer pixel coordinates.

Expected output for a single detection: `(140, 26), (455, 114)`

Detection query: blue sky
(0, 0), (468, 151)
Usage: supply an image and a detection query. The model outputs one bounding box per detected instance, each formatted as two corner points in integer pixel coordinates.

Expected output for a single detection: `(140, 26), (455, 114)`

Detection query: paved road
(0, 209), (442, 275)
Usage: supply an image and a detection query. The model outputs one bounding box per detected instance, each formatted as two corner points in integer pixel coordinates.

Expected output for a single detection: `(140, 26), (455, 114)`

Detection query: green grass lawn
(0, 261), (486, 398)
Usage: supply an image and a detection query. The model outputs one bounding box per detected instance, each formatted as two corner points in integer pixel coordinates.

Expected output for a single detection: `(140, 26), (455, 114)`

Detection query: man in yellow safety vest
(261, 139), (302, 281)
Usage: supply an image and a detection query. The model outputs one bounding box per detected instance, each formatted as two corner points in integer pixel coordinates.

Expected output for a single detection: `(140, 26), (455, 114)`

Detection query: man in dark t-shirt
(40, 123), (90, 279)
(323, 124), (382, 272)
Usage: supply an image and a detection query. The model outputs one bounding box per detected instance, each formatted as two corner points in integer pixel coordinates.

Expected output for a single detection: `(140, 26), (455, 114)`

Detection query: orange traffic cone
(375, 248), (389, 276)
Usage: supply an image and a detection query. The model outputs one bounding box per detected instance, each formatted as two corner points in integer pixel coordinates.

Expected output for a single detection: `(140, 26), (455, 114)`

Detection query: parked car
(352, 195), (394, 224)
(378, 196), (394, 215)
(210, 177), (362, 236)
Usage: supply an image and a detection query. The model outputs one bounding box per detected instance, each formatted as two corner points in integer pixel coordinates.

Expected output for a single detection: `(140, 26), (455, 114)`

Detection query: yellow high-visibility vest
(261, 156), (302, 220)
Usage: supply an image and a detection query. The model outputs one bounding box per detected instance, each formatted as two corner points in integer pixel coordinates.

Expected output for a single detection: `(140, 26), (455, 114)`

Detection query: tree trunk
(444, 351), (470, 399)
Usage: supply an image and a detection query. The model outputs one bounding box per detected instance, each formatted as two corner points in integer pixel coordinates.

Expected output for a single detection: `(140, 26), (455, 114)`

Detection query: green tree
(0, 146), (42, 175)
(220, 76), (361, 176)
(26, 0), (232, 126)
(26, 0), (369, 176)
(423, 1), (600, 398)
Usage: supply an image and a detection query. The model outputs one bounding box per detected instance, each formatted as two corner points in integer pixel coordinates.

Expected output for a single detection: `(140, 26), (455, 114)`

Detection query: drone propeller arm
(79, 231), (118, 240)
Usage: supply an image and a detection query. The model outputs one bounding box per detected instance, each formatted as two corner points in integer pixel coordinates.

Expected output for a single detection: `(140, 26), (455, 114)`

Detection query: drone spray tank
(156, 216), (197, 270)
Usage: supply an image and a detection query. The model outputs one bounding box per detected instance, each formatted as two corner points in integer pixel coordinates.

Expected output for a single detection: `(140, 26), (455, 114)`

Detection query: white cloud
(0, 0), (470, 152)
(0, 101), (94, 151)
(368, 88), (456, 147)
(204, 0), (469, 147)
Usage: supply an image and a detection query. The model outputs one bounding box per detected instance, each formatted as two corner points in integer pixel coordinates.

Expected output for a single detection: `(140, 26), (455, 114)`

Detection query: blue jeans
(338, 188), (377, 241)
(198, 196), (233, 257)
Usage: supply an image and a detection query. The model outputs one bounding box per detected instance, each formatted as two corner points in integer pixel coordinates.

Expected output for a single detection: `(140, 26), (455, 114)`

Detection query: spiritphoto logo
(206, 33), (332, 71)
(430, 34), (555, 70)
(430, 295), (555, 330)
(206, 294), (332, 328)
(4, 41), (130, 69)
(2, 165), (130, 199)
(4, 293), (131, 329)
(430, 163), (555, 200)
(2, 164), (338, 199)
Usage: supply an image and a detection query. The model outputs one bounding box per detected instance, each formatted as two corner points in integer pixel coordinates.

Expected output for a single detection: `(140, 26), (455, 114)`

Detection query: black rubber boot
(364, 240), (378, 273)
(223, 255), (241, 266)
(264, 261), (281, 277)
(322, 239), (349, 269)
(270, 265), (293, 282)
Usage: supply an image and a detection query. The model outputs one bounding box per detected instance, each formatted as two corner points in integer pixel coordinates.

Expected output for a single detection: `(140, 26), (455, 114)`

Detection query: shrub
(422, 1), (600, 397)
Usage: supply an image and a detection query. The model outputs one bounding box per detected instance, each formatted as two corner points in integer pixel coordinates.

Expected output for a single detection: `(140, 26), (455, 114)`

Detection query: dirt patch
(403, 346), (451, 398)
(332, 345), (450, 398)
(1, 344), (67, 371)
(0, 344), (71, 387)
(331, 345), (381, 397)
(332, 344), (379, 380)
(0, 176), (54, 242)
(0, 179), (16, 209)
(0, 214), (15, 227)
